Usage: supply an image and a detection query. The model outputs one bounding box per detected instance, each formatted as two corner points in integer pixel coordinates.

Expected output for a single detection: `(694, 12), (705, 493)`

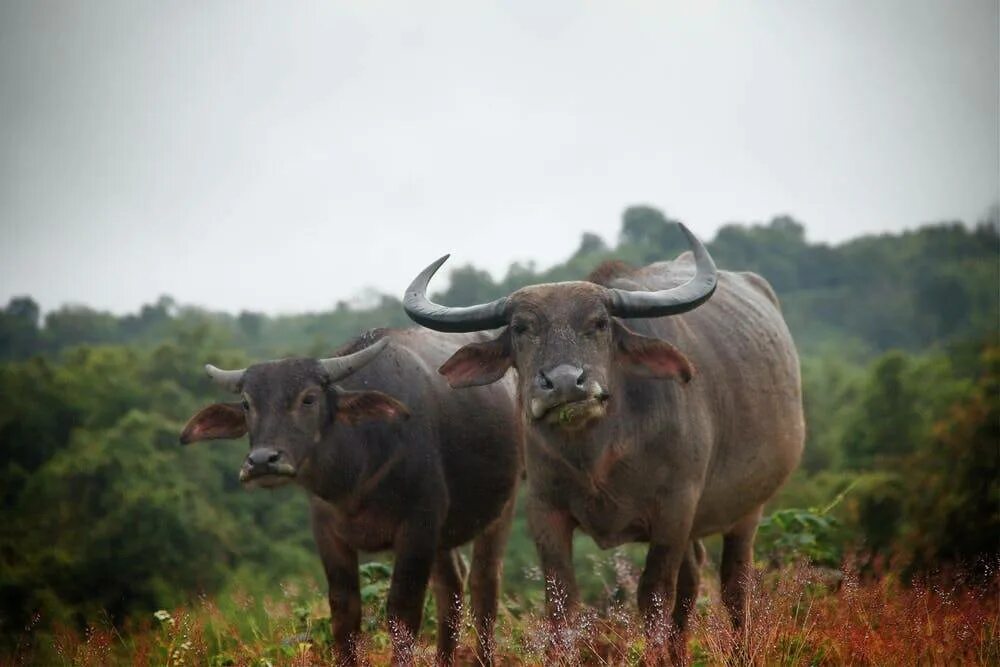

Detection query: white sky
(1, 1), (997, 314)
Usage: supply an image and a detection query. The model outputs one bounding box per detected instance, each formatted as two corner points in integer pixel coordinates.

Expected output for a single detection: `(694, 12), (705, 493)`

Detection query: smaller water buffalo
(180, 330), (521, 665)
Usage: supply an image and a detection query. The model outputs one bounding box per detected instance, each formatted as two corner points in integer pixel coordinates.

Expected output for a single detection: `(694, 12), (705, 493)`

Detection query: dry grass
(5, 563), (997, 666)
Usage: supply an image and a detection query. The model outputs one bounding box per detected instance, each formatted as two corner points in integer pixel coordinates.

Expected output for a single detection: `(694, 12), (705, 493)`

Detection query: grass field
(9, 560), (997, 666)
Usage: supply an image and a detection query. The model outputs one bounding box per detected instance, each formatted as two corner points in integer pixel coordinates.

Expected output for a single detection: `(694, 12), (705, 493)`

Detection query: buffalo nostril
(538, 372), (554, 390)
(248, 449), (281, 467)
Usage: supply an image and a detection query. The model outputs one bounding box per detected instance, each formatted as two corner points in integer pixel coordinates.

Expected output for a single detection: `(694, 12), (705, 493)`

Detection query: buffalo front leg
(470, 495), (516, 665)
(311, 508), (361, 664)
(526, 497), (579, 623)
(668, 541), (703, 666)
(639, 503), (696, 665)
(388, 518), (440, 664)
(638, 543), (687, 665)
(526, 496), (579, 660)
(431, 550), (464, 665)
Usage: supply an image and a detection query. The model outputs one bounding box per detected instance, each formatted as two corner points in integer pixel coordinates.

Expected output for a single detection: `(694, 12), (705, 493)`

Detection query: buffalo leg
(526, 496), (579, 661)
(470, 495), (516, 665)
(668, 541), (703, 666)
(720, 507), (761, 634)
(311, 506), (361, 665)
(431, 549), (464, 665)
(638, 543), (686, 664)
(388, 518), (439, 664)
(640, 503), (695, 665)
(526, 497), (579, 623)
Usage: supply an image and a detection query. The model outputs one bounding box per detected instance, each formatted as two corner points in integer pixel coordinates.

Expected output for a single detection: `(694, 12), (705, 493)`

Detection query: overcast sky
(1, 1), (997, 315)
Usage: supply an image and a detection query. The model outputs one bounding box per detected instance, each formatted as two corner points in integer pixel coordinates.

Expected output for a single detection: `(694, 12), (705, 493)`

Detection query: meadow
(15, 559), (999, 665)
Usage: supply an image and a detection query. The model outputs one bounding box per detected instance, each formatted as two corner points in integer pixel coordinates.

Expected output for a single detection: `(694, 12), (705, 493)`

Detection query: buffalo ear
(438, 329), (513, 388)
(180, 402), (247, 444)
(613, 321), (694, 382)
(336, 390), (410, 426)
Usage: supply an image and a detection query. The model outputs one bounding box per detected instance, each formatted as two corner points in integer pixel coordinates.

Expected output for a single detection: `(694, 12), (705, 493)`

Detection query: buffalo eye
(586, 317), (609, 336)
(301, 393), (317, 407)
(511, 321), (529, 336)
(241, 397), (250, 411)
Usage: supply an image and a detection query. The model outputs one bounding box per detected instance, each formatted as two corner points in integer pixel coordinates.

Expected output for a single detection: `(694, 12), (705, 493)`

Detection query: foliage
(898, 346), (1000, 574)
(3, 209), (995, 363)
(757, 509), (843, 569)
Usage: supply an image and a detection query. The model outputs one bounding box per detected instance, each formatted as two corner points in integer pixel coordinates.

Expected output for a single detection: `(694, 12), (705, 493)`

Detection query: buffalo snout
(529, 364), (609, 428)
(239, 447), (296, 486)
(537, 364), (586, 394)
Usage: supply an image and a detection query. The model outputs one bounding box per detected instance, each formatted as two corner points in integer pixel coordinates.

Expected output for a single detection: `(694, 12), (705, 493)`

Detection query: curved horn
(319, 336), (389, 382)
(402, 254), (510, 333)
(205, 364), (246, 393)
(606, 223), (718, 319)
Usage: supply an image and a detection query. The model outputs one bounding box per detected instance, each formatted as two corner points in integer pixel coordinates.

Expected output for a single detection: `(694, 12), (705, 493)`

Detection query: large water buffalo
(179, 329), (521, 665)
(403, 225), (804, 662)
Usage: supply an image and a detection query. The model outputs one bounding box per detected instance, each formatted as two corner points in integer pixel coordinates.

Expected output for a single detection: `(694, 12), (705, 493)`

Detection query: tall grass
(5, 561), (997, 666)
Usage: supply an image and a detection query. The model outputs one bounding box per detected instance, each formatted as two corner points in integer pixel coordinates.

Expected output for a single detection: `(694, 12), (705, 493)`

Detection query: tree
(434, 265), (501, 305)
(574, 232), (608, 258)
(0, 297), (42, 359)
(900, 346), (1000, 575)
(44, 305), (119, 348)
(619, 206), (687, 262)
(2, 411), (238, 627)
(237, 310), (265, 340)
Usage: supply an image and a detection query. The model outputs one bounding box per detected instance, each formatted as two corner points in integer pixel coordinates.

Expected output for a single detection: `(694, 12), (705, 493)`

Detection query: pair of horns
(403, 223), (717, 332)
(205, 337), (389, 393)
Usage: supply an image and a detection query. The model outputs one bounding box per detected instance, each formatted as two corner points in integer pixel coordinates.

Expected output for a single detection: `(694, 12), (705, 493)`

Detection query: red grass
(5, 564), (997, 666)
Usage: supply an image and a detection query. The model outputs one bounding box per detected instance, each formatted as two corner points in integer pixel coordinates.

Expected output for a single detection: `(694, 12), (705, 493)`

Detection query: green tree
(0, 297), (41, 360)
(619, 206), (688, 262)
(900, 346), (1000, 574)
(1, 412), (239, 627)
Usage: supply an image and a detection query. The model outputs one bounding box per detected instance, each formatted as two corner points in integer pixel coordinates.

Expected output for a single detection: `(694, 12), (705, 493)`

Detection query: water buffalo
(402, 225), (804, 662)
(179, 329), (521, 665)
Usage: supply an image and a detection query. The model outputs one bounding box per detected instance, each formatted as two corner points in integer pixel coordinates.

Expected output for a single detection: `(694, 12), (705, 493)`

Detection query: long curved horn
(606, 223), (718, 319)
(403, 254), (510, 333)
(205, 365), (246, 393)
(319, 336), (389, 382)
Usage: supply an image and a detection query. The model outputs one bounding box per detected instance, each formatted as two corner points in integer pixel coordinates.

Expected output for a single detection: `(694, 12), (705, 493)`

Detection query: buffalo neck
(297, 425), (392, 507)
(522, 387), (621, 470)
(521, 369), (679, 486)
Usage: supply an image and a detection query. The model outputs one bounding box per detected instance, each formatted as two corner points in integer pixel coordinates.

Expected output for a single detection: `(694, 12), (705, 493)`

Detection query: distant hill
(2, 206), (997, 362)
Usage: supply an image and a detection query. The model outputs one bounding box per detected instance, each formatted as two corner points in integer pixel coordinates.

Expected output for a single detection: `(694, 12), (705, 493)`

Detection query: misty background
(2, 0), (997, 315)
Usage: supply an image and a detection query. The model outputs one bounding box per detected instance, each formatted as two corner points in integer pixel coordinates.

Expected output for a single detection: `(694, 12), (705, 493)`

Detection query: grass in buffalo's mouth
(541, 396), (609, 427)
(13, 563), (998, 666)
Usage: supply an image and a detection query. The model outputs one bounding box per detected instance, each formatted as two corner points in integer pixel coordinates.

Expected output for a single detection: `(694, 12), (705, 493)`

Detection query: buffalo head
(180, 338), (408, 486)
(402, 224), (717, 431)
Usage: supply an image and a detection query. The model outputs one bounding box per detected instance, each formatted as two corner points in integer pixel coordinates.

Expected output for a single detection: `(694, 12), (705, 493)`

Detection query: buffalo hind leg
(470, 495), (516, 665)
(431, 550), (464, 665)
(721, 507), (762, 647)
